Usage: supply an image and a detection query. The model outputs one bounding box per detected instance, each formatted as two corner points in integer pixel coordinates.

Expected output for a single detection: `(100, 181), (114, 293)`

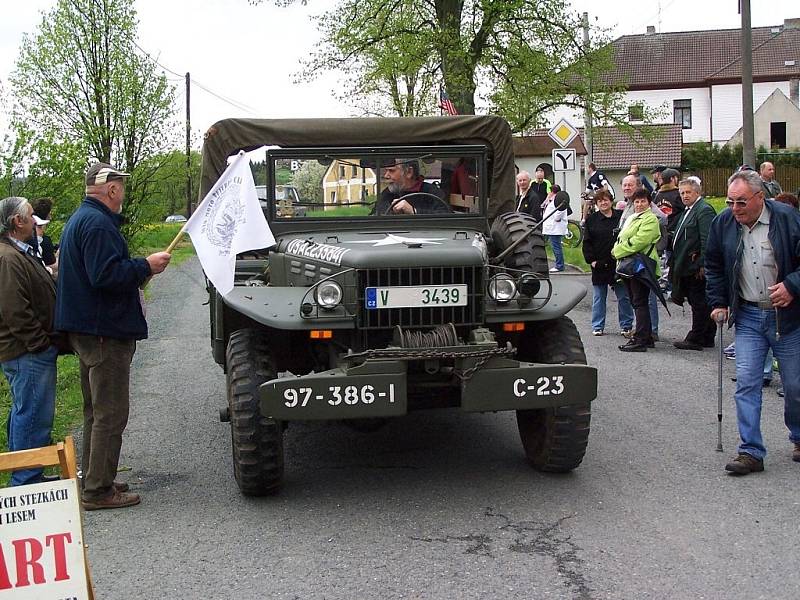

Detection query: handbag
(616, 245), (656, 279)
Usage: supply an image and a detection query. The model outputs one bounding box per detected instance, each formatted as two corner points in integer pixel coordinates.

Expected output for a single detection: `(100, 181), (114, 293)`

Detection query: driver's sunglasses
(725, 191), (761, 208)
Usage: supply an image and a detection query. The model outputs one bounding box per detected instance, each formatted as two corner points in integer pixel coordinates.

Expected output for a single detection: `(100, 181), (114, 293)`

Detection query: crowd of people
(582, 160), (800, 474)
(0, 162), (172, 509)
(516, 157), (800, 475)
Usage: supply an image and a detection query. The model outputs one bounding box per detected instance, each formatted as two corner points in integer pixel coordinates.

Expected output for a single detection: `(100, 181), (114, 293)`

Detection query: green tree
(9, 0), (177, 239)
(291, 160), (328, 203)
(263, 0), (624, 129)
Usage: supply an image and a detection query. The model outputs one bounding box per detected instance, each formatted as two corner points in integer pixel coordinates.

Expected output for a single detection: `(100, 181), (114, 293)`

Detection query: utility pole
(740, 0), (755, 166)
(582, 12), (593, 167)
(185, 72), (192, 217)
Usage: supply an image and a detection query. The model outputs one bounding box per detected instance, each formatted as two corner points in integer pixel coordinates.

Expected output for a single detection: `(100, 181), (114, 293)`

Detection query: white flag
(183, 151), (275, 296)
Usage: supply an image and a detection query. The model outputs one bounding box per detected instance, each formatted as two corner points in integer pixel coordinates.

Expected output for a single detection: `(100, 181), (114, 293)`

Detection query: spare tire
(490, 212), (549, 275)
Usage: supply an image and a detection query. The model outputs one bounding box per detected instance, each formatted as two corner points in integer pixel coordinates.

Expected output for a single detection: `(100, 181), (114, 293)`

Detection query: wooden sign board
(0, 478), (89, 598)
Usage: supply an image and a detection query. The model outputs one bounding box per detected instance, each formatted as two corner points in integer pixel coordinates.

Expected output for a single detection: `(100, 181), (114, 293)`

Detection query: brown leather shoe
(82, 490), (141, 511)
(724, 453), (764, 475)
(793, 443), (800, 463)
(113, 481), (130, 493)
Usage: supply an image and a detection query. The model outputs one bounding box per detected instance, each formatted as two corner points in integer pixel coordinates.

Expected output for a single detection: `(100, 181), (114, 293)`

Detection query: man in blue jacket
(56, 163), (171, 509)
(705, 169), (800, 475)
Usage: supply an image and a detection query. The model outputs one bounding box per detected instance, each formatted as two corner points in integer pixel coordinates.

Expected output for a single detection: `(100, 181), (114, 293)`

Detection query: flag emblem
(439, 89), (458, 116)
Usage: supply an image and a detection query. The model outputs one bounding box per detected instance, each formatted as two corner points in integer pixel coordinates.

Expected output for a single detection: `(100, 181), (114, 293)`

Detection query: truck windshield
(267, 147), (486, 220)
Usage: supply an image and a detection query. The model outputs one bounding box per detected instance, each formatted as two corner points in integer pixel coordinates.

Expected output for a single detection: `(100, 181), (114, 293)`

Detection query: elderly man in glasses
(705, 169), (800, 475)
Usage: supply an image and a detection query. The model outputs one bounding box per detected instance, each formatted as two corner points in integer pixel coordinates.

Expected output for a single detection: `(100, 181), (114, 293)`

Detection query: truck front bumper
(259, 356), (597, 420)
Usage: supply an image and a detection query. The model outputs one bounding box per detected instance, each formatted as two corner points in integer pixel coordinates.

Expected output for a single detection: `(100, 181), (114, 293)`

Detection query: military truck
(199, 116), (597, 495)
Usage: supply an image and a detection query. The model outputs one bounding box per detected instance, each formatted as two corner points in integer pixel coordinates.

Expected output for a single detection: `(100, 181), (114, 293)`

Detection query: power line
(127, 36), (259, 115)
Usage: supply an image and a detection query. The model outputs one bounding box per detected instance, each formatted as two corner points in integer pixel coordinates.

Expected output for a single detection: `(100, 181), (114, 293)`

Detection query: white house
(552, 18), (800, 148)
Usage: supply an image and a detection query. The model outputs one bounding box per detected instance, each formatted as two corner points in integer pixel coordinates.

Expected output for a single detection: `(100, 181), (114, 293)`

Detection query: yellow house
(323, 160), (377, 207)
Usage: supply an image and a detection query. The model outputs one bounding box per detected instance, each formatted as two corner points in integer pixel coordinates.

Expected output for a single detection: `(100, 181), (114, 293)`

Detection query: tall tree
(263, 0), (625, 129)
(9, 0), (177, 237)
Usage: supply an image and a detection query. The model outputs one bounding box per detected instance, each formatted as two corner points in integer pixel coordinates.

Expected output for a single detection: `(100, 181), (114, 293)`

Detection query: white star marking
(345, 233), (446, 247)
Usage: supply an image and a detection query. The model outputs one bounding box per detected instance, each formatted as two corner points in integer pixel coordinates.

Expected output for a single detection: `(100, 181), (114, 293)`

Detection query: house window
(351, 165), (358, 177)
(770, 122), (786, 149)
(628, 104), (644, 121)
(338, 164), (346, 179)
(673, 99), (691, 129)
(330, 191), (336, 204)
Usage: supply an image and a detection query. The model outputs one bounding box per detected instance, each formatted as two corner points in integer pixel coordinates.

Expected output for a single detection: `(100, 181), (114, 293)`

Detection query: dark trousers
(625, 277), (653, 344)
(680, 275), (716, 345)
(69, 333), (136, 500)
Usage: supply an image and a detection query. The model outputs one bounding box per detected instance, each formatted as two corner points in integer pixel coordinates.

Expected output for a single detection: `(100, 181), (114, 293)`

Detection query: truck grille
(357, 266), (483, 330)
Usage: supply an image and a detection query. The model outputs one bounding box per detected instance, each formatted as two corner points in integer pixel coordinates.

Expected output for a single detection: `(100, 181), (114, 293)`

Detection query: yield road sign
(547, 118), (579, 148)
(552, 148), (576, 172)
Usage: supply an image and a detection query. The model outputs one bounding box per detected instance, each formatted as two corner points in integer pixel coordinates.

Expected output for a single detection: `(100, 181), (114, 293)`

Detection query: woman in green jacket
(612, 188), (662, 352)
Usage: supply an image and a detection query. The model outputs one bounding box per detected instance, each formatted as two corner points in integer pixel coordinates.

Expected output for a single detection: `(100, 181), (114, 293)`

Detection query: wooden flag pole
(164, 227), (186, 254)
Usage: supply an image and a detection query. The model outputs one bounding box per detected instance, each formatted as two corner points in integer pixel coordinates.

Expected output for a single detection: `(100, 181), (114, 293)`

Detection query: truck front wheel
(226, 329), (284, 495)
(515, 317), (591, 472)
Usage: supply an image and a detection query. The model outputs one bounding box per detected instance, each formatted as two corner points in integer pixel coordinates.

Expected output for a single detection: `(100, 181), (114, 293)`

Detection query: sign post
(547, 119), (579, 205)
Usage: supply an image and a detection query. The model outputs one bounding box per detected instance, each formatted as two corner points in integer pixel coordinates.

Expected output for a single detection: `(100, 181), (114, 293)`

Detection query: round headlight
(315, 281), (343, 309)
(488, 274), (517, 302)
(518, 274), (541, 297)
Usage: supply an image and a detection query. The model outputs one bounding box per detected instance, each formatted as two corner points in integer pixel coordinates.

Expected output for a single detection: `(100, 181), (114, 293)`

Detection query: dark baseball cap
(85, 162), (130, 186)
(650, 165), (666, 174)
(660, 168), (680, 181)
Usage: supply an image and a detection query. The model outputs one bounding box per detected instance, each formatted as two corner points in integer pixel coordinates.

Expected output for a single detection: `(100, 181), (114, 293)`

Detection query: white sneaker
(620, 329), (633, 338)
(549, 267), (562, 273)
(592, 330), (604, 336)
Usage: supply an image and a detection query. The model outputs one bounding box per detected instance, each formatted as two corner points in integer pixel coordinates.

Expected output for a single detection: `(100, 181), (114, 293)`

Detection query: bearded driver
(372, 159), (450, 215)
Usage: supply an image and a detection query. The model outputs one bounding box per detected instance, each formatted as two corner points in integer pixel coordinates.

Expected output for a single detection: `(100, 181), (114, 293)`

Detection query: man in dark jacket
(0, 196), (59, 486)
(56, 162), (172, 509)
(670, 178), (717, 350)
(372, 159), (450, 215)
(653, 168), (685, 234)
(706, 169), (800, 475)
(515, 170), (543, 221)
(582, 189), (633, 336)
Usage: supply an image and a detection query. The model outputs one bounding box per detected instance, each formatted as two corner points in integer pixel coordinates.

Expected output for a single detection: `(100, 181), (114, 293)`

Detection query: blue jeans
(649, 291), (659, 335)
(1, 346), (58, 485)
(733, 305), (800, 459)
(548, 235), (564, 270)
(592, 283), (634, 331)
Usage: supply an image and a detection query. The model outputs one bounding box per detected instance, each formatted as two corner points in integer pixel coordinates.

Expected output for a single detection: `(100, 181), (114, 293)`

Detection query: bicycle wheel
(563, 219), (583, 248)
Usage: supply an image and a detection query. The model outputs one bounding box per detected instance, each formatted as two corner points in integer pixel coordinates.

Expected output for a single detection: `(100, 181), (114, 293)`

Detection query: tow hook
(219, 407), (230, 422)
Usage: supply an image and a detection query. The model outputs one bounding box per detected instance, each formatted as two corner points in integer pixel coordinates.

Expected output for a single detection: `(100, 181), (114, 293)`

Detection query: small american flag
(439, 89), (458, 115)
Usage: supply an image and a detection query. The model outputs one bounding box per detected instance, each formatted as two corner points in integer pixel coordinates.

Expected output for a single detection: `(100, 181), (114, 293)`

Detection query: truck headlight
(315, 281), (343, 309)
(488, 274), (517, 302)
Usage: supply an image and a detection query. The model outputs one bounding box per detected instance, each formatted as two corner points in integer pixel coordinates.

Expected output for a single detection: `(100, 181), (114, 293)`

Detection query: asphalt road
(82, 258), (799, 599)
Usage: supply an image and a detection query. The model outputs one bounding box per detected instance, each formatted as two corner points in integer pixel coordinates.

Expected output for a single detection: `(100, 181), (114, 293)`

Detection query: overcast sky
(1, 0), (797, 151)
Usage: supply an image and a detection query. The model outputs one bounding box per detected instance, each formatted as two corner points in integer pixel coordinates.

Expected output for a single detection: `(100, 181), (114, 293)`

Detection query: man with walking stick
(705, 169), (800, 475)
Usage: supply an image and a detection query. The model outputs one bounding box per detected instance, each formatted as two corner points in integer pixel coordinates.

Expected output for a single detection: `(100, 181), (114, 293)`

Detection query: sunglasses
(725, 191), (761, 208)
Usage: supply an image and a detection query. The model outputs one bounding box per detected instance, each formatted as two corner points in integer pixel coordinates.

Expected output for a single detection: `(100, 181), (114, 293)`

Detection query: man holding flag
(56, 162), (172, 510)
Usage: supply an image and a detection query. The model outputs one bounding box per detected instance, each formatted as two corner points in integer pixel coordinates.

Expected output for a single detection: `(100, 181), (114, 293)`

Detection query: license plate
(261, 373), (407, 420)
(365, 284), (468, 309)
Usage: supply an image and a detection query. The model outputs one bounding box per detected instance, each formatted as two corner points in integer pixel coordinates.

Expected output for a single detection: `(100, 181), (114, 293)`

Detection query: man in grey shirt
(705, 169), (800, 475)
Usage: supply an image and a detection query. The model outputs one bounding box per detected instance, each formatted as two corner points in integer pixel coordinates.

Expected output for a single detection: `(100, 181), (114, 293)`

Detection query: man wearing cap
(56, 162), (172, 510)
(0, 196), (59, 486)
(706, 168), (800, 475)
(373, 159), (450, 215)
(31, 198), (57, 271)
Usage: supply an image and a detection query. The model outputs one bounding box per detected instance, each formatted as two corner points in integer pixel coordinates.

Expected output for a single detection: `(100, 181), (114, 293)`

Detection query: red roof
(582, 124), (683, 170)
(605, 22), (800, 89)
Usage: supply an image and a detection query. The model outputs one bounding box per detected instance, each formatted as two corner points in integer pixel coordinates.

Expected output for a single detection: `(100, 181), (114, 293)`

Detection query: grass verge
(0, 224), (195, 487)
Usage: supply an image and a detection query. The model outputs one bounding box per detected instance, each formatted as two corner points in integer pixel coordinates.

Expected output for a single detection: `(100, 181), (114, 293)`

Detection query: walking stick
(716, 317), (725, 452)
